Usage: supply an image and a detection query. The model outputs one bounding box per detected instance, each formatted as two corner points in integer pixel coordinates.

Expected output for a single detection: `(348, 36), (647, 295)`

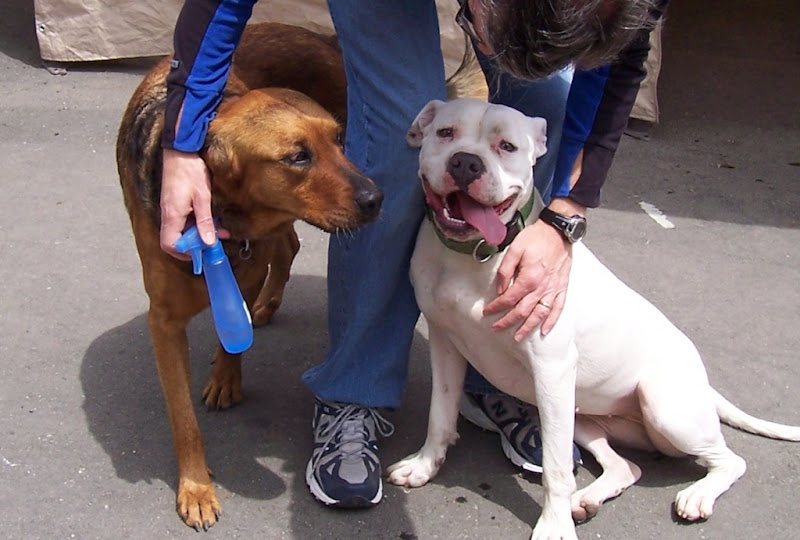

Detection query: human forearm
(162, 0), (256, 152)
(555, 0), (671, 208)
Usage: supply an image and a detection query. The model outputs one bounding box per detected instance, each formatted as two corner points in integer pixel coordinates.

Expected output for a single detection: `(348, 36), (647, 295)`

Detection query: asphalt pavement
(1, 1), (799, 539)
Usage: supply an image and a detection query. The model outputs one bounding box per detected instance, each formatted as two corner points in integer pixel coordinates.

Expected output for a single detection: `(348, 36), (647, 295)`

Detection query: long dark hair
(480, 0), (659, 79)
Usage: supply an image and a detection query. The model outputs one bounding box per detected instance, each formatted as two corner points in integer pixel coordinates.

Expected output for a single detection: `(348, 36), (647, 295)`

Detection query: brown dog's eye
(436, 127), (454, 138)
(284, 150), (312, 166)
(499, 140), (517, 152)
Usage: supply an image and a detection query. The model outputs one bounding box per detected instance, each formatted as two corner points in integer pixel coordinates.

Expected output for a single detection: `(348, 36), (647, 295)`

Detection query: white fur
(387, 99), (800, 540)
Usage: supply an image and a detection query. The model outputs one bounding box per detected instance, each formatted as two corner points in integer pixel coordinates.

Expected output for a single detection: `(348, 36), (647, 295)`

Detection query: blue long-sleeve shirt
(162, 0), (257, 152)
(162, 0), (669, 208)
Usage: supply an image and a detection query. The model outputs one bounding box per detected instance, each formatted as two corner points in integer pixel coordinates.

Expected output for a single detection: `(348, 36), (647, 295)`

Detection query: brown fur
(116, 23), (381, 531)
(232, 23), (348, 125)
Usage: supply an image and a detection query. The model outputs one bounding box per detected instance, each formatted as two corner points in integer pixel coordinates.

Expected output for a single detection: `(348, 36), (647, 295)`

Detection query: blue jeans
(303, 0), (573, 407)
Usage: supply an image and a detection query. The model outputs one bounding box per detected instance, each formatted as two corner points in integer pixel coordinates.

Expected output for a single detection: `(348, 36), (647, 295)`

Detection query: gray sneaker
(306, 398), (394, 508)
(460, 392), (582, 473)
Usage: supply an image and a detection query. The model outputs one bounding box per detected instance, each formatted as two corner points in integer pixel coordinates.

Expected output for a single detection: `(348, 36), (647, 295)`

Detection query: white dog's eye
(436, 127), (454, 138)
(499, 140), (517, 152)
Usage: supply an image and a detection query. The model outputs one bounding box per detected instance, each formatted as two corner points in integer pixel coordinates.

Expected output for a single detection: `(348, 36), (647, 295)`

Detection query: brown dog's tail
(714, 388), (800, 441)
(445, 35), (489, 101)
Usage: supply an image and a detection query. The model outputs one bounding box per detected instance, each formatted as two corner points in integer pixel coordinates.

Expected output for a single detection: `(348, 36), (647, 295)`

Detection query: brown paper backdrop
(629, 20), (663, 124)
(33, 0), (467, 73)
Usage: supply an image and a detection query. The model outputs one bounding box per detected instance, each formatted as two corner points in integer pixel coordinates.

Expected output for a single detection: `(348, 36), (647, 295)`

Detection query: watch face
(569, 219), (587, 242)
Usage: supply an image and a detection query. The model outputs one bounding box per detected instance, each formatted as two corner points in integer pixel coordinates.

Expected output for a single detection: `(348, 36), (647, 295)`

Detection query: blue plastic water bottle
(175, 226), (253, 354)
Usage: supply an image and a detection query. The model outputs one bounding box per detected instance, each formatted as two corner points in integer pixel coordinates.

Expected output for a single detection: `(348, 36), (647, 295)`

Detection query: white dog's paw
(571, 458), (641, 522)
(674, 454), (746, 521)
(386, 452), (443, 488)
(530, 515), (578, 540)
(674, 483), (716, 521)
(571, 487), (602, 523)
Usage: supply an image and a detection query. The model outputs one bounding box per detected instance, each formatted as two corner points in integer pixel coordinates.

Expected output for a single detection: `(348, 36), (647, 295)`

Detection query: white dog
(386, 98), (800, 540)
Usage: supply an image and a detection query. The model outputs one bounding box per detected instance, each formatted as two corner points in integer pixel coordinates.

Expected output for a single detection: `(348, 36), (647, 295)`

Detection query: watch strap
(539, 207), (586, 243)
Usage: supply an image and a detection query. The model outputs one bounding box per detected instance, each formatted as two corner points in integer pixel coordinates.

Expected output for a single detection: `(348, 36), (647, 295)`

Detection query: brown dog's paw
(202, 375), (244, 409)
(203, 352), (243, 409)
(176, 478), (222, 531)
(251, 296), (281, 327)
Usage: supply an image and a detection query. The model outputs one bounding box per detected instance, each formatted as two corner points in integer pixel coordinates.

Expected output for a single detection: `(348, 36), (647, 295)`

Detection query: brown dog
(116, 23), (381, 530)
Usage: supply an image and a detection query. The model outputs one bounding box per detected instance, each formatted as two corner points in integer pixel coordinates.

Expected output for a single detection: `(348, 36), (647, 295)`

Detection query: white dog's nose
(447, 152), (485, 190)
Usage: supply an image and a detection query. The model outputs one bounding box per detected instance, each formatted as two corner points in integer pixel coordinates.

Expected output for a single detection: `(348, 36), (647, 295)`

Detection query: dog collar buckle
(472, 239), (495, 263)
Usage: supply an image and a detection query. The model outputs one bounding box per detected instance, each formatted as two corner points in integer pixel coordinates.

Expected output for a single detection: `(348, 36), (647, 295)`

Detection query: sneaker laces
(310, 403), (395, 476)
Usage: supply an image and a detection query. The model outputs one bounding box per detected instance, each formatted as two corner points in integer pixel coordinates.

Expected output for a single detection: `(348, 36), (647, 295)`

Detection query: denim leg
(302, 0), (446, 408)
(464, 52), (574, 396)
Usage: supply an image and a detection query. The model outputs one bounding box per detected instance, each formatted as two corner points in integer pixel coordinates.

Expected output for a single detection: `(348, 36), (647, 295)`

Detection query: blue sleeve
(162, 0), (257, 152)
(551, 0), (670, 208)
(550, 67), (610, 201)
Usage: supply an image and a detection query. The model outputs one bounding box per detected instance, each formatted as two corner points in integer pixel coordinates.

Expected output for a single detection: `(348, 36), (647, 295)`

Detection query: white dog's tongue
(458, 194), (506, 246)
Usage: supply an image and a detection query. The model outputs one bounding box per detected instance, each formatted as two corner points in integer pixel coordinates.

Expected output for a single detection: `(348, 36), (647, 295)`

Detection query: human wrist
(547, 197), (586, 218)
(540, 198), (588, 243)
(163, 148), (200, 160)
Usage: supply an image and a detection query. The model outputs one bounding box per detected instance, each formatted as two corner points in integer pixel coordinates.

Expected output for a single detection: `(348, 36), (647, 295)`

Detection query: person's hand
(483, 220), (572, 340)
(160, 148), (217, 259)
(483, 198), (585, 341)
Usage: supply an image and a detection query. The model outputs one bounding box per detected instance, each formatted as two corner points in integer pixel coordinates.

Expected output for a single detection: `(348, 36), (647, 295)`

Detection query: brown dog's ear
(202, 131), (241, 187)
(406, 99), (445, 147)
(528, 116), (548, 160)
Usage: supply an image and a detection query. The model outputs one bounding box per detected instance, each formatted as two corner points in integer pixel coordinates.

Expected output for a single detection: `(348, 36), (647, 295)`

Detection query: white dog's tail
(714, 388), (800, 441)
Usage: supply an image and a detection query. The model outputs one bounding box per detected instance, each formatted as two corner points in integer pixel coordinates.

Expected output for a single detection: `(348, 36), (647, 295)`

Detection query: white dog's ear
(407, 99), (445, 147)
(528, 116), (548, 159)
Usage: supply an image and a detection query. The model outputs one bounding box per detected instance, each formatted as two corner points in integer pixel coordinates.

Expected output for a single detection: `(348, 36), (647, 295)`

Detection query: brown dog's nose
(447, 152), (485, 190)
(354, 186), (383, 220)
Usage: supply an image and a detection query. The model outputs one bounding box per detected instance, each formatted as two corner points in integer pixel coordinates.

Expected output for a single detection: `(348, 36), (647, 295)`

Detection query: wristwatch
(538, 207), (587, 243)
